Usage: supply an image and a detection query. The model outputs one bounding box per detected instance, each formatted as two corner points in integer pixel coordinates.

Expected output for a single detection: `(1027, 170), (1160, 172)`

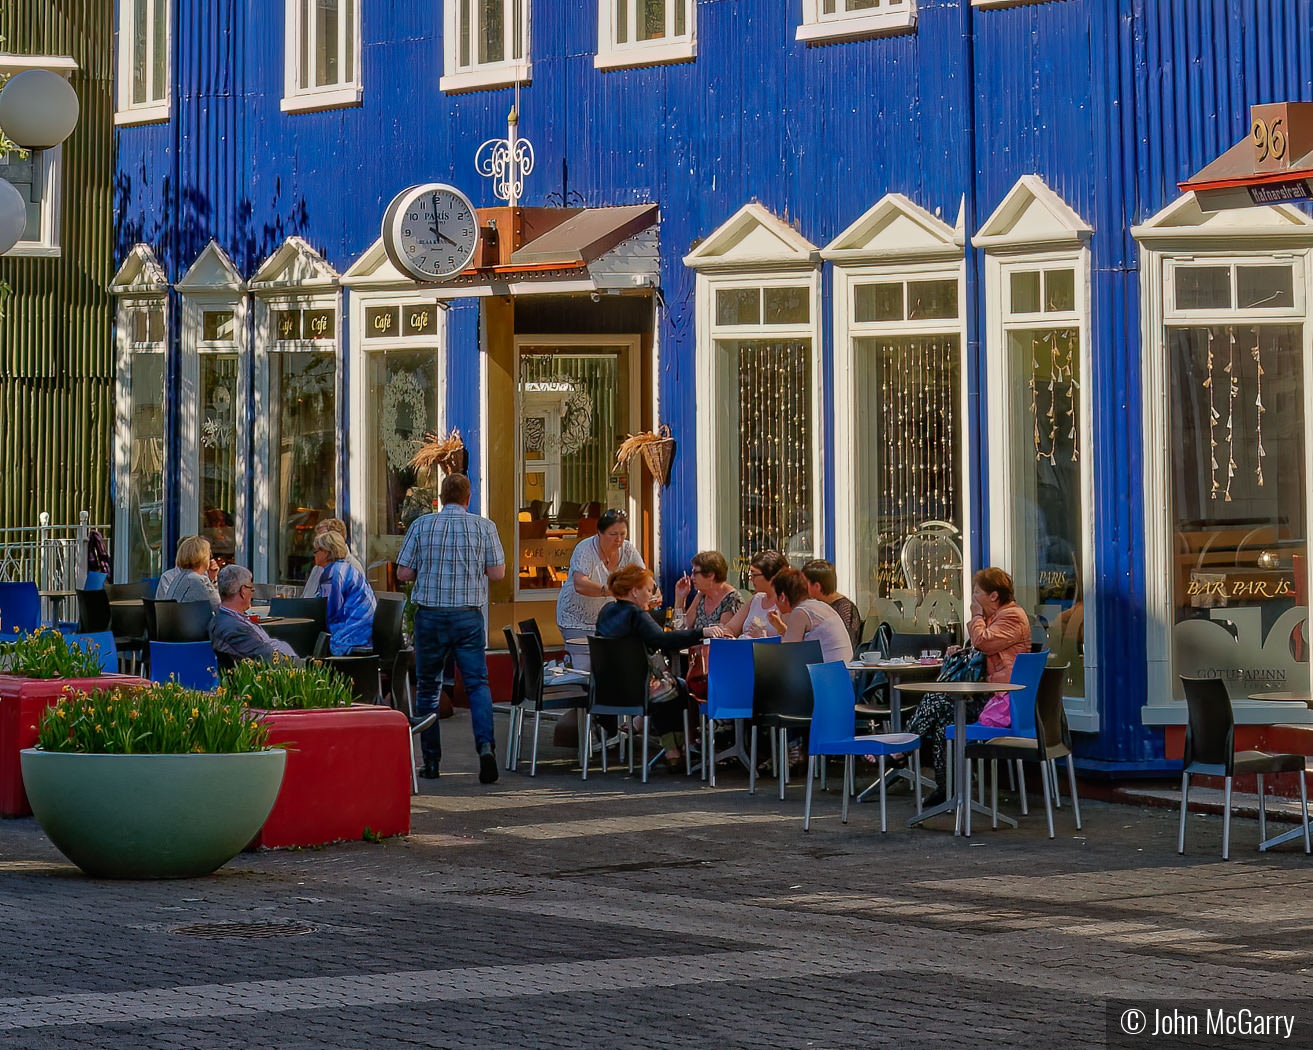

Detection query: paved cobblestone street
(1, 712), (1311, 1049)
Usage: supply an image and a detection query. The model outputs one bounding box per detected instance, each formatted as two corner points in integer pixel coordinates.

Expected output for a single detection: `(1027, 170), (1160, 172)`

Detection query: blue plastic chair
(945, 649), (1048, 809)
(149, 640), (219, 691)
(699, 636), (780, 786)
(805, 661), (921, 833)
(0, 581), (42, 636)
(83, 571), (107, 590)
(68, 631), (119, 673)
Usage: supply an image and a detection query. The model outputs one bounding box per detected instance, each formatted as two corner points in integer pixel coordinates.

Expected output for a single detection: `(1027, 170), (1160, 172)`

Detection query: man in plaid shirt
(397, 472), (505, 783)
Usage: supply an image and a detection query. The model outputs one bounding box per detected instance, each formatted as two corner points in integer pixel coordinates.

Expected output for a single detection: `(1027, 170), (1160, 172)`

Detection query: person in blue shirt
(313, 531), (377, 656)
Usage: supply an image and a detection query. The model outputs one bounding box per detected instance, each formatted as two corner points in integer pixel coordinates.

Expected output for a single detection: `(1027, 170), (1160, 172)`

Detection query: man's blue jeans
(413, 606), (494, 760)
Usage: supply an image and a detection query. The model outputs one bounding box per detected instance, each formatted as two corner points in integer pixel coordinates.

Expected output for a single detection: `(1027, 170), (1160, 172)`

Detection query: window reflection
(128, 349), (164, 580)
(199, 353), (238, 563)
(269, 350), (336, 586)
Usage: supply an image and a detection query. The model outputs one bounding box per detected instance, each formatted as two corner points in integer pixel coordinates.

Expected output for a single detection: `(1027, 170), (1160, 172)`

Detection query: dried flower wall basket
(614, 425), (676, 486)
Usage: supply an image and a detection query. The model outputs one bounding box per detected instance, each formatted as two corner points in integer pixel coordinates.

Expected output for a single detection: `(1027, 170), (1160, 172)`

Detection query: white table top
(895, 680), (1023, 695)
(845, 660), (942, 673)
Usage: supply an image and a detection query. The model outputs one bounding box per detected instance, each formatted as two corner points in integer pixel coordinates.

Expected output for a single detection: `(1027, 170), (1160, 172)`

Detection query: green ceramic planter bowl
(20, 749), (286, 879)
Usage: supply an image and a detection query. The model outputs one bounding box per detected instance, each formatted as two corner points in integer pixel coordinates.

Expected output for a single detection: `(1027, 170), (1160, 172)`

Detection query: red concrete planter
(250, 705), (412, 848)
(0, 674), (146, 818)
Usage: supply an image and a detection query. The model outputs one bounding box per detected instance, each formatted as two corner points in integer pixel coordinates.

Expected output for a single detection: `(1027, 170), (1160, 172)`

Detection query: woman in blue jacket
(313, 531), (377, 655)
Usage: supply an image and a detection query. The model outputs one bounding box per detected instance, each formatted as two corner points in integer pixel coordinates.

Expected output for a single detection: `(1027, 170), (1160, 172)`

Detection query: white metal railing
(0, 511), (111, 620)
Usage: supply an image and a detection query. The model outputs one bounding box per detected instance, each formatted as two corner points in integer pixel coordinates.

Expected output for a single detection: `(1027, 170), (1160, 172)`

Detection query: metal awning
(1180, 102), (1313, 211)
(502, 203), (658, 269)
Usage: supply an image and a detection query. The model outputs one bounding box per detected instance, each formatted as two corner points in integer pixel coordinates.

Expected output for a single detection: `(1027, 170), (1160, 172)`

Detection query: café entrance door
(512, 335), (644, 617)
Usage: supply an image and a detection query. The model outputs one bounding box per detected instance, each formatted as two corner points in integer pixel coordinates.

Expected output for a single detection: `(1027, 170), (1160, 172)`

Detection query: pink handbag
(976, 691), (1012, 728)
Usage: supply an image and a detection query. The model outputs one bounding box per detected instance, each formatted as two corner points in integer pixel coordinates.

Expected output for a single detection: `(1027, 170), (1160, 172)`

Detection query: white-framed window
(0, 56), (74, 256)
(975, 176), (1095, 730)
(117, 298), (168, 581)
(596, 0), (696, 70)
(826, 196), (969, 626)
(797, 0), (916, 45)
(282, 0), (362, 113)
(115, 0), (170, 124)
(442, 0), (530, 93)
(349, 296), (448, 588)
(1134, 194), (1313, 728)
(178, 243), (249, 568)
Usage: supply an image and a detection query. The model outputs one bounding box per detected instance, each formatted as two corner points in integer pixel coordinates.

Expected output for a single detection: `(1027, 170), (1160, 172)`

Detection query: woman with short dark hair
(555, 508), (645, 641)
(723, 550), (790, 638)
(768, 567), (854, 664)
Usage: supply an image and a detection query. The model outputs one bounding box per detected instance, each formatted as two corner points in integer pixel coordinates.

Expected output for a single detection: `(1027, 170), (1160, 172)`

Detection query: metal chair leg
(912, 747), (922, 813)
(1178, 771), (1190, 854)
(1050, 759), (1063, 808)
(875, 755), (886, 832)
(842, 755), (853, 825)
(1017, 761), (1029, 815)
(1222, 776), (1233, 860)
(778, 728), (787, 801)
(531, 710), (543, 777)
(1303, 773), (1312, 854)
(1066, 755), (1082, 830)
(990, 758), (999, 829)
(581, 713), (591, 780)
(749, 730), (757, 796)
(641, 716), (649, 784)
(1257, 773), (1266, 846)
(1039, 759), (1055, 838)
(683, 708), (692, 777)
(803, 755), (816, 831)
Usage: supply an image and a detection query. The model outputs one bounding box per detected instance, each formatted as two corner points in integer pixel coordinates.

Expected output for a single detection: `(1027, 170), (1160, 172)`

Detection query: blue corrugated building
(110, 0), (1313, 774)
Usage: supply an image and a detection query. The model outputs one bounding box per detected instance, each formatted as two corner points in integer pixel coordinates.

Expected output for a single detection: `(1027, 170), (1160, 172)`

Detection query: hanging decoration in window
(200, 384), (233, 449)
(408, 427), (467, 477)
(520, 361), (595, 455)
(1224, 328), (1238, 502)
(1204, 329), (1219, 499)
(1030, 328), (1079, 464)
(523, 416), (545, 454)
(380, 369), (429, 472)
(1252, 333), (1266, 487)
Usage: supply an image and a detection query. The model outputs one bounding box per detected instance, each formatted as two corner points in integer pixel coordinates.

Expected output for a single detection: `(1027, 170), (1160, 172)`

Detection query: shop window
(122, 300), (166, 581)
(1164, 259), (1308, 700)
(442, 0), (530, 93)
(116, 0), (169, 123)
(797, 0), (916, 44)
(265, 305), (338, 586)
(283, 0), (362, 112)
(596, 0), (695, 70)
(360, 303), (445, 586)
(847, 275), (964, 618)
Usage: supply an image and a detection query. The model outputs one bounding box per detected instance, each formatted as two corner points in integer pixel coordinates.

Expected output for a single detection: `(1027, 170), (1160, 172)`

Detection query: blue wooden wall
(115, 0), (1313, 770)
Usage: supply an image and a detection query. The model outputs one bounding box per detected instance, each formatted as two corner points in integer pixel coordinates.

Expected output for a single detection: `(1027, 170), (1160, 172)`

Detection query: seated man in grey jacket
(210, 564), (298, 663)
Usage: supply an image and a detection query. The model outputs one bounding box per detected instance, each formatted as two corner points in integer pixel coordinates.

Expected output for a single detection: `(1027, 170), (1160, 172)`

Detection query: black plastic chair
(315, 654), (382, 705)
(154, 599), (214, 642)
(76, 588), (112, 633)
(105, 580), (154, 602)
(142, 597), (162, 640)
(750, 639), (824, 799)
(372, 594), (406, 668)
(385, 647), (434, 794)
(585, 634), (653, 782)
(106, 600), (148, 673)
(1178, 675), (1310, 859)
(264, 617), (322, 658)
(512, 628), (589, 776)
(269, 596), (328, 635)
(964, 664), (1079, 838)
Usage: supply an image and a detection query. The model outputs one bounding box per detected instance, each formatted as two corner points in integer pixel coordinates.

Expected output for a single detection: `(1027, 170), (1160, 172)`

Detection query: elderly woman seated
(672, 549), (743, 630)
(595, 564), (727, 770)
(156, 534), (220, 607)
(313, 531), (377, 655)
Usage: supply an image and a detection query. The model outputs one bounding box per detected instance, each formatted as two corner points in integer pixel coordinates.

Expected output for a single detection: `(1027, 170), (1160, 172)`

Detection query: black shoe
(419, 760), (441, 780)
(923, 788), (947, 808)
(478, 745), (499, 784)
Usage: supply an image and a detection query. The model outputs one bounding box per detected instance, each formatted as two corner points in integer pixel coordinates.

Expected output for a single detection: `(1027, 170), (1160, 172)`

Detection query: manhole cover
(170, 920), (317, 939)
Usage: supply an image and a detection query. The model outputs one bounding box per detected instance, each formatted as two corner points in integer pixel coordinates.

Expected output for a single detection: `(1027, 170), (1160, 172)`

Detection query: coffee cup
(860, 651), (883, 665)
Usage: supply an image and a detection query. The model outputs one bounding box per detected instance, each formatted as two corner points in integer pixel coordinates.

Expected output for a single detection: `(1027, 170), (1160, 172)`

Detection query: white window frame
(442, 0), (531, 94)
(1134, 195), (1313, 728)
(596, 0), (696, 71)
(115, 0), (170, 124)
(282, 0), (363, 113)
(348, 292), (449, 575)
(0, 56), (74, 257)
(113, 296), (168, 580)
(797, 0), (916, 45)
(693, 271), (824, 569)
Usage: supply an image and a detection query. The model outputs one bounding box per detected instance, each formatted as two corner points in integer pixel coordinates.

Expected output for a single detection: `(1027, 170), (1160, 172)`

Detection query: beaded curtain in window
(199, 353), (238, 560)
(519, 353), (619, 512)
(722, 339), (812, 585)
(853, 335), (960, 607)
(271, 351), (336, 584)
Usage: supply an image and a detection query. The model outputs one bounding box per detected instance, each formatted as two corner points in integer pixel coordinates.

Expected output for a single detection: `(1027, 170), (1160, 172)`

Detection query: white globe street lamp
(0, 68), (79, 151)
(0, 179), (26, 255)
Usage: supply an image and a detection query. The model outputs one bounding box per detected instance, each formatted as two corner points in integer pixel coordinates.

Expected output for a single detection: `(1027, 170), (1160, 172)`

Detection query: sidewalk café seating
(315, 654), (383, 705)
(83, 570), (107, 590)
(385, 646), (436, 794)
(0, 581), (41, 635)
(945, 649), (1049, 808)
(963, 664), (1079, 838)
(68, 631), (118, 673)
(149, 640), (219, 691)
(264, 616), (322, 658)
(76, 588), (112, 633)
(750, 639), (823, 799)
(700, 636), (780, 786)
(584, 634), (655, 783)
(372, 594), (406, 670)
(106, 598), (148, 672)
(104, 580), (154, 602)
(268, 596), (328, 635)
(154, 599), (214, 643)
(1178, 675), (1311, 860)
(804, 661), (921, 832)
(508, 627), (588, 776)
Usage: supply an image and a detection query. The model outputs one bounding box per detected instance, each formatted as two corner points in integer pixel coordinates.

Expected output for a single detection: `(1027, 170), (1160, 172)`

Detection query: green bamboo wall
(0, 1), (113, 528)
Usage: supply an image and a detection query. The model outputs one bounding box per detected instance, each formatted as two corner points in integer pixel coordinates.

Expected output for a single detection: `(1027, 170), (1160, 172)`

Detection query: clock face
(382, 183), (481, 282)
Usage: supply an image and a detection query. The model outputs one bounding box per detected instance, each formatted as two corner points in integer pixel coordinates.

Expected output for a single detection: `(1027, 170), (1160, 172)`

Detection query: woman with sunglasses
(672, 550), (743, 630)
(555, 508), (645, 645)
(722, 549), (790, 639)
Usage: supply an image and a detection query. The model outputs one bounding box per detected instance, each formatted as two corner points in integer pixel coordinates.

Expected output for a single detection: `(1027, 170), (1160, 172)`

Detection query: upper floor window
(442, 0), (530, 93)
(283, 0), (362, 113)
(797, 0), (916, 44)
(596, 0), (696, 70)
(0, 56), (75, 255)
(116, 0), (169, 124)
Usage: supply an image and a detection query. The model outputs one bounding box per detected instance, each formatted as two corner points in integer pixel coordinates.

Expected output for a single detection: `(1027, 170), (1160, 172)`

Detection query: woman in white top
(555, 509), (645, 637)
(723, 549), (790, 638)
(767, 567), (854, 664)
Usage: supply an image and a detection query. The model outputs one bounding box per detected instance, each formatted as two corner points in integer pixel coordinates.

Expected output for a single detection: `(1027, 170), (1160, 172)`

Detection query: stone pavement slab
(0, 711), (1309, 1048)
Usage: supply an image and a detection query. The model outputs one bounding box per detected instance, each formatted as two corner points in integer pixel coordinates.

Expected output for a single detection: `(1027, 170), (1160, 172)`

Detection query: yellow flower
(191, 708), (199, 719)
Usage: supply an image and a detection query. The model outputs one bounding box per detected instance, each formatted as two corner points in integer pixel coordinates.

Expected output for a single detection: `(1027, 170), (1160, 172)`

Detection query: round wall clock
(381, 183), (481, 283)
